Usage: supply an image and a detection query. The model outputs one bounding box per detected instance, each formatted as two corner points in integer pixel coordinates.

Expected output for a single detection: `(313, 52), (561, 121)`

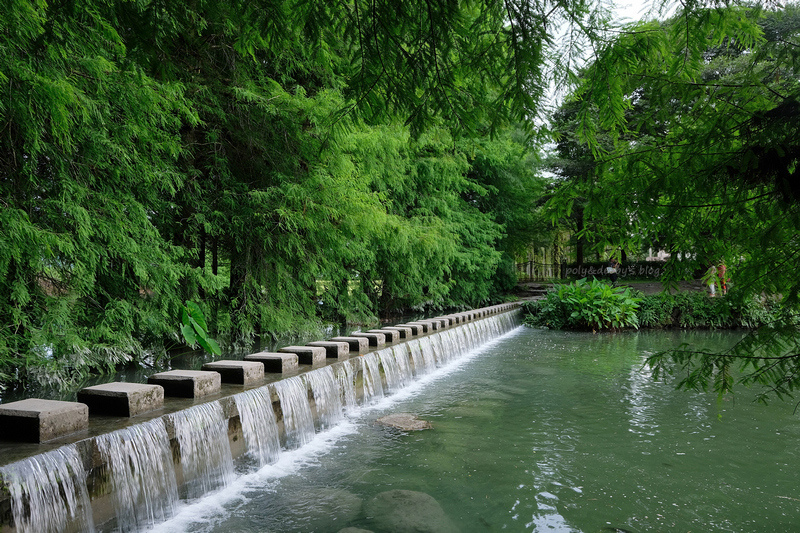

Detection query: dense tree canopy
(549, 1), (800, 401)
(3, 0), (606, 390)
(6, 0), (798, 401)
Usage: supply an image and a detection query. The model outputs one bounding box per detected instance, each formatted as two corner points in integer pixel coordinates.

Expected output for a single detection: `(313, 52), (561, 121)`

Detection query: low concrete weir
(0, 303), (521, 533)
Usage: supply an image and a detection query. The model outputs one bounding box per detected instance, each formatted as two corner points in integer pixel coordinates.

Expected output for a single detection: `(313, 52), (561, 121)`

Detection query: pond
(150, 326), (800, 533)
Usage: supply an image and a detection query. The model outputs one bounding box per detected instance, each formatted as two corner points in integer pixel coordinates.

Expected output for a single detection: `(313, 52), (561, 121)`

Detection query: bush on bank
(522, 278), (642, 331)
(522, 280), (782, 331)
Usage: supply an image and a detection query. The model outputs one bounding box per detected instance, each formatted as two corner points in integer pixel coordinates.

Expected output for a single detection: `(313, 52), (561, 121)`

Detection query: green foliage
(647, 311), (800, 404)
(545, 3), (800, 401)
(636, 292), (781, 330)
(0, 0), (554, 391)
(524, 279), (641, 331)
(180, 302), (221, 356)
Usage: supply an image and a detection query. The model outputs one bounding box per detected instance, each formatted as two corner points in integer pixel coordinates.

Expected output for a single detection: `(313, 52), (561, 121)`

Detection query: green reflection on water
(202, 328), (800, 532)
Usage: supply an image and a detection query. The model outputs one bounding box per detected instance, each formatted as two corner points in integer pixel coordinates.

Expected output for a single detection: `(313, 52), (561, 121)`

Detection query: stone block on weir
(329, 336), (369, 355)
(381, 326), (413, 339)
(436, 316), (454, 326)
(244, 352), (299, 374)
(395, 323), (422, 336)
(350, 331), (386, 347)
(307, 341), (350, 360)
(201, 360), (265, 386)
(0, 398), (89, 443)
(77, 382), (164, 417)
(147, 370), (221, 399)
(370, 329), (398, 342)
(406, 321), (431, 333)
(279, 345), (326, 366)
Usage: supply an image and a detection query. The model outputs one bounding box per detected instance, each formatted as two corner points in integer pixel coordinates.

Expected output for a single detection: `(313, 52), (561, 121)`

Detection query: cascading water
(418, 336), (438, 370)
(335, 361), (358, 413)
(304, 366), (344, 430)
(391, 345), (413, 386)
(378, 348), (403, 392)
(0, 443), (94, 533)
(234, 387), (281, 467)
(407, 340), (424, 377)
(433, 331), (454, 365)
(273, 375), (316, 449)
(171, 401), (235, 499)
(361, 352), (385, 403)
(95, 418), (179, 532)
(0, 308), (521, 533)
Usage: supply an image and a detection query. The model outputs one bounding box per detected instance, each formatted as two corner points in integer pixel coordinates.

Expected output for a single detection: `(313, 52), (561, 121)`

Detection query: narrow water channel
(148, 327), (800, 532)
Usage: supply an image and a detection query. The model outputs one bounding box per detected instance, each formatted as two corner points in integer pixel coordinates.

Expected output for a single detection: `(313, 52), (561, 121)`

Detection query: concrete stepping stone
(201, 360), (265, 385)
(351, 331), (386, 347)
(77, 382), (164, 417)
(430, 318), (448, 329)
(147, 370), (221, 398)
(0, 398), (88, 442)
(244, 351), (299, 373)
(307, 341), (350, 359)
(279, 345), (326, 366)
(329, 336), (369, 354)
(436, 316), (455, 326)
(371, 329), (398, 342)
(405, 321), (432, 333)
(394, 323), (422, 335)
(381, 326), (413, 339)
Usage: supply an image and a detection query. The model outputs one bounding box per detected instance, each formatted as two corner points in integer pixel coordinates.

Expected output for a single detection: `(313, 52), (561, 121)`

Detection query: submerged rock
(363, 489), (459, 533)
(275, 487), (363, 531)
(375, 413), (433, 431)
(338, 528), (374, 533)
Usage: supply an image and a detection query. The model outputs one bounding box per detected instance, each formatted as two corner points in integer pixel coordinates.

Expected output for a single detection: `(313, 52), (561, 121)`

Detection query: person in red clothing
(719, 262), (728, 295)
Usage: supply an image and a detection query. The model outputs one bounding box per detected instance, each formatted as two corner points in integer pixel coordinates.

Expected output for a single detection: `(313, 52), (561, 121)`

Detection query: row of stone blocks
(0, 303), (518, 443)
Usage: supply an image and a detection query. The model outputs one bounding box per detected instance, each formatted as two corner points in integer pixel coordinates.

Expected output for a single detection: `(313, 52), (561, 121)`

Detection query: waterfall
(408, 339), (423, 377)
(273, 376), (316, 449)
(391, 345), (413, 386)
(95, 418), (178, 531)
(410, 339), (435, 376)
(0, 308), (521, 533)
(335, 360), (358, 414)
(418, 336), (438, 370)
(361, 352), (385, 403)
(465, 322), (479, 350)
(234, 387), (281, 467)
(171, 401), (235, 499)
(0, 443), (94, 533)
(378, 348), (403, 392)
(446, 328), (465, 357)
(433, 333), (452, 365)
(304, 366), (344, 430)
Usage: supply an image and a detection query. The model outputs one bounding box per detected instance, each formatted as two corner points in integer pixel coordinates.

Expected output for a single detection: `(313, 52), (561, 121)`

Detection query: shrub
(636, 293), (675, 328)
(634, 292), (780, 329)
(524, 278), (641, 331)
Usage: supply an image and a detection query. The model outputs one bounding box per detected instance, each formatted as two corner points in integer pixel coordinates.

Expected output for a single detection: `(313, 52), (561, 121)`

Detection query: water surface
(156, 328), (800, 532)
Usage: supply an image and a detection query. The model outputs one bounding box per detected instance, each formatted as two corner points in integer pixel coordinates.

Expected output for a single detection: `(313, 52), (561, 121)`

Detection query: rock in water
(363, 489), (459, 533)
(274, 487), (363, 531)
(375, 413), (433, 430)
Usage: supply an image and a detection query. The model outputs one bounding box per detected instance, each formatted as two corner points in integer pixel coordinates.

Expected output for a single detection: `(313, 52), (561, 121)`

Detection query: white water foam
(0, 443), (95, 533)
(95, 418), (179, 531)
(145, 323), (525, 533)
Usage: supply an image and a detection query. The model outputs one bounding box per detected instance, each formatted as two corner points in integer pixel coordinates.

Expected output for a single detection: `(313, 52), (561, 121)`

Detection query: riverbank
(514, 279), (708, 298)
